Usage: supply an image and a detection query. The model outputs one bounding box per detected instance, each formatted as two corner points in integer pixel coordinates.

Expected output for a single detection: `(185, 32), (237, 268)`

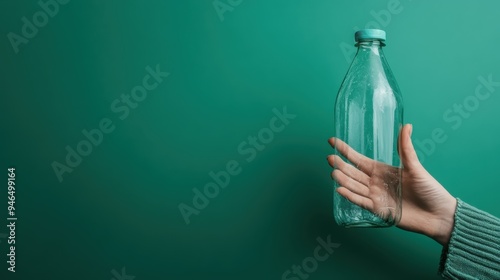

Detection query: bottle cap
(355, 29), (386, 42)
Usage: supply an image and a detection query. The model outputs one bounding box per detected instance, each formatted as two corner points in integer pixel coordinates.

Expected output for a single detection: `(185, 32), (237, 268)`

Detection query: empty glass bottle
(333, 29), (403, 227)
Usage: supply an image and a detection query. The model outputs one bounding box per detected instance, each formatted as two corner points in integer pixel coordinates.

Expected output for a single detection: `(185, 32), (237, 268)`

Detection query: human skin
(327, 124), (457, 245)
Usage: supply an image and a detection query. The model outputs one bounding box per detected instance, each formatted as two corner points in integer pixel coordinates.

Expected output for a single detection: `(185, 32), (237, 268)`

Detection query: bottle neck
(341, 38), (401, 99)
(355, 40), (385, 48)
(349, 39), (394, 89)
(353, 39), (386, 63)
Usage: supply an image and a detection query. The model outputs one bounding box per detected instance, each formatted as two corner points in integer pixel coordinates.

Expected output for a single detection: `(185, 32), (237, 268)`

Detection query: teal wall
(1, 0), (499, 279)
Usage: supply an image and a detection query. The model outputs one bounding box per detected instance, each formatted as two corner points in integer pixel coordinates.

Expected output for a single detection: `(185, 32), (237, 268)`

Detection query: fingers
(328, 137), (374, 175)
(332, 169), (370, 197)
(400, 124), (423, 171)
(327, 155), (370, 186)
(336, 187), (373, 211)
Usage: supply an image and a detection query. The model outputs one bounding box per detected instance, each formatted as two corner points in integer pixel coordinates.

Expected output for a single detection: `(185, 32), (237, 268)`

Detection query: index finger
(328, 137), (375, 175)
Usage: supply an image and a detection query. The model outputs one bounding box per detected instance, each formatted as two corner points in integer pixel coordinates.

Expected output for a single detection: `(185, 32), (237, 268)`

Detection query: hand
(327, 124), (457, 246)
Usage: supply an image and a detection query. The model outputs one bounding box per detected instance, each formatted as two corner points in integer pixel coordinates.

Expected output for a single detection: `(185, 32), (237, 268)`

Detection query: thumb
(400, 124), (423, 171)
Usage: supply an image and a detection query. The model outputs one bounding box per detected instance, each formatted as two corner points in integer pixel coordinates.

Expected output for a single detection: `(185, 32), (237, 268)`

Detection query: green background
(1, 0), (499, 279)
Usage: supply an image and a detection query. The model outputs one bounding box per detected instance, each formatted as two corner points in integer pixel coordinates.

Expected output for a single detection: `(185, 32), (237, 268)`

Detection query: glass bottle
(333, 29), (403, 227)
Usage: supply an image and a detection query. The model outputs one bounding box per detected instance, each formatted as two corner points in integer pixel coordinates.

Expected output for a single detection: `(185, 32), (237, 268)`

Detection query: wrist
(430, 196), (457, 246)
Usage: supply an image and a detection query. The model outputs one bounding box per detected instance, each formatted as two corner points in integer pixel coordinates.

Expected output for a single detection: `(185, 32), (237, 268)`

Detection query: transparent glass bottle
(333, 29), (403, 227)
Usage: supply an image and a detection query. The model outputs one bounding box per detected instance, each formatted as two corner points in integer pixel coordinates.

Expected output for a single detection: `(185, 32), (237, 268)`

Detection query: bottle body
(333, 36), (403, 227)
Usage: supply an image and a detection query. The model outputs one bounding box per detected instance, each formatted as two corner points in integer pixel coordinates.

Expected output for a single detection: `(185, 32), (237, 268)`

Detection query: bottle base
(340, 220), (394, 228)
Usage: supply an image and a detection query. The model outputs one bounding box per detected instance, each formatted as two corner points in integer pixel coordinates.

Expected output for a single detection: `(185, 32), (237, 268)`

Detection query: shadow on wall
(276, 150), (438, 279)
